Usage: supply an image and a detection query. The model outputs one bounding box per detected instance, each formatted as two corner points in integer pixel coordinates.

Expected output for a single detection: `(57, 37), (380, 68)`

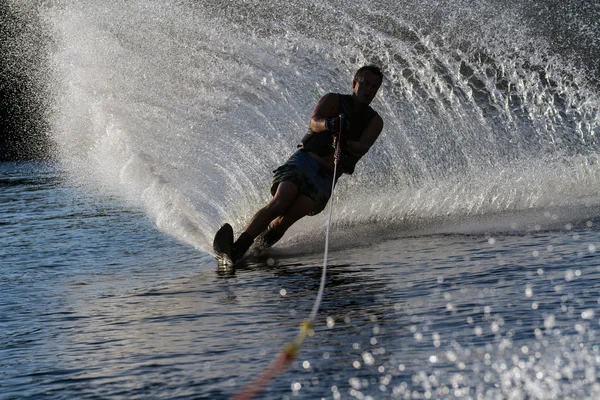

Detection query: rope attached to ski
(230, 115), (345, 400)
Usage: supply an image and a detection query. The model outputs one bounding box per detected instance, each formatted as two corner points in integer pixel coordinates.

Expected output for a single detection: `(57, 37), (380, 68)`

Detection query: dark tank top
(298, 94), (377, 174)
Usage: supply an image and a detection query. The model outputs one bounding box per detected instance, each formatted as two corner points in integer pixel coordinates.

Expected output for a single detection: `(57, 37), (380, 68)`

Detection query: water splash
(42, 0), (600, 252)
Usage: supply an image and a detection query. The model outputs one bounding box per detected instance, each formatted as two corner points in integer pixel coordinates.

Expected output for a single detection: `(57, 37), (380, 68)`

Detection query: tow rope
(230, 114), (345, 400)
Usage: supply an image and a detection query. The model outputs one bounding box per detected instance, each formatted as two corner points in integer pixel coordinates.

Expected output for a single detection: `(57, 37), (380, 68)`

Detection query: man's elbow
(349, 142), (370, 156)
(309, 117), (322, 132)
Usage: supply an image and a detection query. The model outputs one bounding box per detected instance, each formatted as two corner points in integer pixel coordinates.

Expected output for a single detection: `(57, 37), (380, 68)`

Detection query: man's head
(352, 65), (383, 106)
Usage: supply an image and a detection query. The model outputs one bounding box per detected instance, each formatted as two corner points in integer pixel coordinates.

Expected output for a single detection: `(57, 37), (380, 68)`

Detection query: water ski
(213, 223), (234, 266)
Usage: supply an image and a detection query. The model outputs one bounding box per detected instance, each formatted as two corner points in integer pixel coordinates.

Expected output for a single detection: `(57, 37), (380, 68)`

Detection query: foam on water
(42, 0), (600, 255)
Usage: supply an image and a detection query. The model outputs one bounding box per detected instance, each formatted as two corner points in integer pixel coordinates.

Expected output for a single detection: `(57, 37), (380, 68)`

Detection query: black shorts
(271, 150), (336, 215)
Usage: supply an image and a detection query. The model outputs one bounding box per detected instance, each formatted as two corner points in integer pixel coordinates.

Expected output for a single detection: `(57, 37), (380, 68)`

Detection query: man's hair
(355, 65), (383, 81)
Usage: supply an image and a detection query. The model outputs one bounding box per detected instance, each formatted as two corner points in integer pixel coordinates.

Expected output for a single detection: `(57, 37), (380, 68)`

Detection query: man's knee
(273, 216), (303, 233)
(265, 193), (293, 214)
(266, 181), (298, 215)
(276, 197), (314, 230)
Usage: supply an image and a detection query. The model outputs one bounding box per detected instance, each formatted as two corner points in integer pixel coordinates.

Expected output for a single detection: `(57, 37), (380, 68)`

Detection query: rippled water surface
(3, 162), (600, 399)
(4, 0), (600, 397)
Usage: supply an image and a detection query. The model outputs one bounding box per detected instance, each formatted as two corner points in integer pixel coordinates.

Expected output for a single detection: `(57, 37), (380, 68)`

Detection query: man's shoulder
(369, 113), (384, 136)
(370, 108), (383, 120)
(316, 92), (342, 108)
(369, 107), (381, 117)
(366, 105), (381, 119)
(321, 92), (341, 100)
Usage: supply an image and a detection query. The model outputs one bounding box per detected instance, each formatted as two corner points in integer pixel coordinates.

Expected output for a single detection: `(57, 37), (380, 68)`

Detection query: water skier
(214, 65), (384, 263)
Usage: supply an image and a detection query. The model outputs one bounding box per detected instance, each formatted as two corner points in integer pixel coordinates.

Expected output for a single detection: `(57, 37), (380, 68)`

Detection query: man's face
(352, 71), (382, 105)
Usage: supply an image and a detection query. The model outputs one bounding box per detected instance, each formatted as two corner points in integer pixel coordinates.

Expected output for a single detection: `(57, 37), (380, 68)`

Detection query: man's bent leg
(257, 195), (314, 249)
(232, 181), (299, 261)
(243, 181), (299, 238)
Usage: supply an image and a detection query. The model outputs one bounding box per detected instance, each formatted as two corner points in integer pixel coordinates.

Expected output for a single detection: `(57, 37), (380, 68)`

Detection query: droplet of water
(326, 316), (335, 328)
(582, 309), (595, 319)
(446, 351), (457, 362)
(544, 315), (556, 329)
(362, 352), (375, 365)
(565, 270), (575, 281)
(349, 377), (361, 389)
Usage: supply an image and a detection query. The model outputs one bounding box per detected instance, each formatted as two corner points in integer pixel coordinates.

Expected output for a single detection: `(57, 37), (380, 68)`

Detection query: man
(216, 65), (384, 263)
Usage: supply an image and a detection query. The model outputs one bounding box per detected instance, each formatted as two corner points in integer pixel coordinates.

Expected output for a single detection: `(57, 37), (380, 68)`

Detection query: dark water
(3, 162), (600, 399)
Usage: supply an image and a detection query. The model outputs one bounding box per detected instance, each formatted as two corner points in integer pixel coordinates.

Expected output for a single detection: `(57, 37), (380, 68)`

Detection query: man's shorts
(271, 150), (336, 215)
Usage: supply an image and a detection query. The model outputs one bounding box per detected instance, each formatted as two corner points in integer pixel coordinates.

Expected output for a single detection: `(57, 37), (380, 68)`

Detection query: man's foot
(255, 226), (285, 251)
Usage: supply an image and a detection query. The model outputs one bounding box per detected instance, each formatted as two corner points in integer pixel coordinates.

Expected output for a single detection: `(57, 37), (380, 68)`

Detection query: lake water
(3, 161), (600, 399)
(3, 0), (600, 398)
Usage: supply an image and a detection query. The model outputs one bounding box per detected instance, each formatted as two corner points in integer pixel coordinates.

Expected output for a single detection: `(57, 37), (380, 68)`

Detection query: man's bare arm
(345, 115), (384, 156)
(308, 93), (340, 132)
